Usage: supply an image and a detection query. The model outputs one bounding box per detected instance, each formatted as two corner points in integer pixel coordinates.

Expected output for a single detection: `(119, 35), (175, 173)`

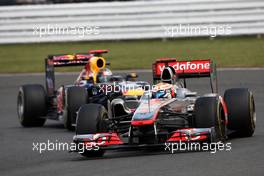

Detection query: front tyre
(17, 84), (47, 127)
(224, 88), (256, 137)
(76, 104), (108, 157)
(63, 86), (87, 131)
(195, 96), (226, 141)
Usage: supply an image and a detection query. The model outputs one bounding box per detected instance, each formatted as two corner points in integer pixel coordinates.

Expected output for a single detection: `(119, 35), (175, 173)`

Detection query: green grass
(0, 36), (264, 73)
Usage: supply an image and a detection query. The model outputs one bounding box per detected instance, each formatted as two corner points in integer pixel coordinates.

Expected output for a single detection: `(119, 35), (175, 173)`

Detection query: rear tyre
(224, 88), (256, 137)
(17, 84), (47, 127)
(195, 96), (226, 141)
(63, 87), (87, 131)
(76, 104), (108, 157)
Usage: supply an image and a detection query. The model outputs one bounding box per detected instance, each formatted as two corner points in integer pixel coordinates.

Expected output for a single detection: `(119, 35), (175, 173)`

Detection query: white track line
(0, 68), (263, 77)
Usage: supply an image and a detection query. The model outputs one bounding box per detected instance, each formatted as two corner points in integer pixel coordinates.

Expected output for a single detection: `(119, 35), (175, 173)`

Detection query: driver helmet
(153, 83), (176, 99)
(96, 68), (113, 83)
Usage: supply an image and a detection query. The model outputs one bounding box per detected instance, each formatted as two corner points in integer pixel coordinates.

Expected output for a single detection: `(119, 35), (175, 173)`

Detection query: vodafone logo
(156, 60), (211, 75)
(172, 61), (210, 72)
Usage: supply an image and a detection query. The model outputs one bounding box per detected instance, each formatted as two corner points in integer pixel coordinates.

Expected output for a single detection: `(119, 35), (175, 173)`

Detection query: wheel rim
(250, 93), (256, 130)
(100, 113), (108, 132)
(17, 92), (24, 121)
(217, 101), (226, 140)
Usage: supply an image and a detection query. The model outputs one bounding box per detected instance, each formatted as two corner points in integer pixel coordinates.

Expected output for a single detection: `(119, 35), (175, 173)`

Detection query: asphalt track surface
(0, 70), (263, 176)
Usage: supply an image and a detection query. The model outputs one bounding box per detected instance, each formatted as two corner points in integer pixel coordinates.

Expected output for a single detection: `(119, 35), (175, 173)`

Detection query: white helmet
(97, 68), (113, 83)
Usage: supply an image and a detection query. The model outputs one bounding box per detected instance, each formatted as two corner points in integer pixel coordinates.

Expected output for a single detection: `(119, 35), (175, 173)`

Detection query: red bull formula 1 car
(73, 58), (256, 157)
(17, 50), (148, 130)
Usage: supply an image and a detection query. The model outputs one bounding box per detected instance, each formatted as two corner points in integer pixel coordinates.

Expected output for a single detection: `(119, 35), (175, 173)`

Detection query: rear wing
(152, 58), (218, 93)
(45, 50), (108, 97)
(46, 49), (108, 67)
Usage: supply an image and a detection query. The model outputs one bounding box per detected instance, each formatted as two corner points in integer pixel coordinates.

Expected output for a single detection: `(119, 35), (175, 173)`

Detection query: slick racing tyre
(195, 96), (226, 141)
(224, 88), (256, 137)
(76, 104), (108, 157)
(17, 84), (47, 127)
(63, 86), (87, 131)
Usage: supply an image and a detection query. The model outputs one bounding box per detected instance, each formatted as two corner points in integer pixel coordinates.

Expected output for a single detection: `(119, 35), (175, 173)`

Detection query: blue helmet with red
(153, 83), (176, 99)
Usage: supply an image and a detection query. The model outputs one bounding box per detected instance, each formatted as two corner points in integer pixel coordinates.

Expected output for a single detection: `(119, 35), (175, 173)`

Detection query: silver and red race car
(73, 58), (256, 157)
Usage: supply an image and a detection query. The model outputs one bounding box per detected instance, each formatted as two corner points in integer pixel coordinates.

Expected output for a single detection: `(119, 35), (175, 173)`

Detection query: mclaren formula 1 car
(17, 50), (149, 130)
(73, 58), (256, 157)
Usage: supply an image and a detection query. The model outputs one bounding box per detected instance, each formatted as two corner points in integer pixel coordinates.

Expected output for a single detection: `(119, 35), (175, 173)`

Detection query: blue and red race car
(73, 58), (256, 157)
(17, 50), (149, 130)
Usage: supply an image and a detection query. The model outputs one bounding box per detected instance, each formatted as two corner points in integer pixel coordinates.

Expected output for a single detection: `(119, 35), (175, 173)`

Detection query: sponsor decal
(155, 60), (211, 75)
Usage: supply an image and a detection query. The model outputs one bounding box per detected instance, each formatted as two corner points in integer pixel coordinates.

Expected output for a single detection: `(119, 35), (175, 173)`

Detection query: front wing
(72, 128), (216, 152)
